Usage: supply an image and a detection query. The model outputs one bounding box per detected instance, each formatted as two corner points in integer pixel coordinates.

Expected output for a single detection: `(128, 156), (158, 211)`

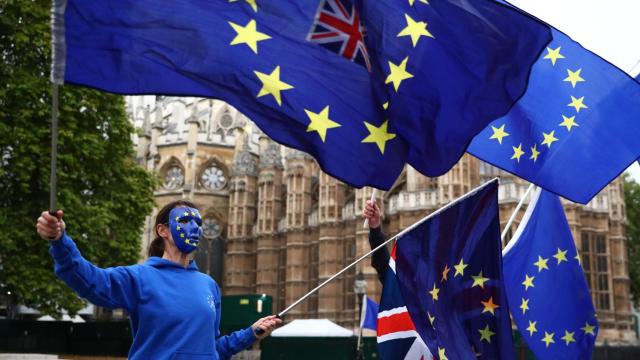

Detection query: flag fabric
(355, 0), (551, 177)
(502, 187), (598, 360)
(377, 247), (432, 360)
(52, 0), (550, 189)
(360, 295), (379, 331)
(391, 180), (515, 359)
(468, 27), (640, 204)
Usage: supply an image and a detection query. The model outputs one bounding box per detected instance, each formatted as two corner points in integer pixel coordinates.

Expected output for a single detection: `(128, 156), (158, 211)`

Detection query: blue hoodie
(50, 233), (256, 360)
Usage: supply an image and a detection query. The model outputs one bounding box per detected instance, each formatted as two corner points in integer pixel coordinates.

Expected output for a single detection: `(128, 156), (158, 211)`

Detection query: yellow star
(522, 274), (535, 291)
(554, 248), (568, 264)
(481, 296), (500, 316)
(180, 233), (185, 238)
(229, 0), (257, 12)
(526, 321), (538, 336)
(471, 271), (489, 289)
(564, 68), (585, 88)
(559, 115), (579, 131)
(228, 20), (271, 54)
(362, 120), (396, 154)
(382, 101), (389, 110)
(542, 331), (555, 348)
(397, 14), (434, 47)
(254, 66), (294, 106)
(511, 143), (525, 162)
(533, 256), (549, 272)
(582, 322), (596, 336)
(543, 46), (565, 65)
(489, 124), (509, 144)
(520, 298), (529, 315)
(429, 283), (440, 301)
(438, 347), (448, 360)
(575, 253), (582, 265)
(441, 264), (450, 282)
(478, 325), (495, 343)
(530, 144), (540, 162)
(176, 226), (181, 231)
(408, 0), (429, 5)
(568, 96), (588, 113)
(454, 258), (468, 277)
(561, 330), (576, 345)
(541, 131), (559, 148)
(385, 57), (414, 92)
(304, 106), (341, 142)
(427, 312), (435, 325)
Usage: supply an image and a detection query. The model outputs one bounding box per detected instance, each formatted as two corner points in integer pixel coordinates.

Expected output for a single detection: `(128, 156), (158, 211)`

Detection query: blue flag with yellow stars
(502, 187), (598, 360)
(468, 27), (640, 204)
(394, 179), (516, 359)
(52, 0), (550, 189)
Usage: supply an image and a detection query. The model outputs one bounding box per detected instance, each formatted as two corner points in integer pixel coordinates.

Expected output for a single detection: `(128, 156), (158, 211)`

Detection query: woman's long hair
(147, 200), (197, 258)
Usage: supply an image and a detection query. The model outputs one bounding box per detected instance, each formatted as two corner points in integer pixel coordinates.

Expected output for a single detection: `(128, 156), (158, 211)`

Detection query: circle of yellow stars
(519, 247), (596, 349)
(226, 0), (410, 155)
(426, 257), (508, 358)
(488, 45), (588, 164)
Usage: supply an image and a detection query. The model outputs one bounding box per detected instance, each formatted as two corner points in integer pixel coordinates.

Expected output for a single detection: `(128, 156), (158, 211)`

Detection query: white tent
(37, 314), (85, 323)
(271, 319), (353, 337)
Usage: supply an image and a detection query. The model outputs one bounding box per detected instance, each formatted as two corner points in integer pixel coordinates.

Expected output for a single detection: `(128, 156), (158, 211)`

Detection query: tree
(0, 0), (156, 316)
(624, 174), (640, 306)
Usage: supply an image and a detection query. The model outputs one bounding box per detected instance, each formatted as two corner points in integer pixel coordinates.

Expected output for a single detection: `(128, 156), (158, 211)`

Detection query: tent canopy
(271, 319), (353, 337)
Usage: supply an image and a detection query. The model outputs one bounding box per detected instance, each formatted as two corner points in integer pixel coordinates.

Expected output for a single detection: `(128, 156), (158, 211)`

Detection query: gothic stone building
(127, 96), (636, 344)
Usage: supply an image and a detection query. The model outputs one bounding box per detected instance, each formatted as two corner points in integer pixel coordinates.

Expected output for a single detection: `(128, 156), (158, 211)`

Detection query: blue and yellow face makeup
(168, 207), (203, 254)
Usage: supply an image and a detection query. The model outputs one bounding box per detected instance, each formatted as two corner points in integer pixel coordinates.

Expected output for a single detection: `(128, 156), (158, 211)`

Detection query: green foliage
(624, 175), (640, 305)
(0, 0), (156, 316)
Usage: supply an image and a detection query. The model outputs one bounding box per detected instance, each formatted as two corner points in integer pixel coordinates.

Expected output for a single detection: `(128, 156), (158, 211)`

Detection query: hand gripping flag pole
(362, 189), (378, 229)
(272, 178), (500, 321)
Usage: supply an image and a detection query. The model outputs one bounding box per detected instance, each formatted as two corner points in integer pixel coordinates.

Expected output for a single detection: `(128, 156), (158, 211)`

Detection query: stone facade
(128, 96), (636, 344)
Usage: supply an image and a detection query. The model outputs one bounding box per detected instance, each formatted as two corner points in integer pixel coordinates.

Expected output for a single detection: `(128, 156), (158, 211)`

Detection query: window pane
(581, 233), (590, 252)
(597, 236), (606, 253)
(597, 256), (608, 272)
(583, 255), (591, 271)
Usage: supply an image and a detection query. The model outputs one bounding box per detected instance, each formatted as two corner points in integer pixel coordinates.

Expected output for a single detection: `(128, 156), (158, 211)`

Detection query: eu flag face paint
(168, 207), (203, 254)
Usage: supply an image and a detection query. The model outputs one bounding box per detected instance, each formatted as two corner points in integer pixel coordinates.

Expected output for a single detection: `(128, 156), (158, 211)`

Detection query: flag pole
(50, 0), (65, 215)
(363, 189), (378, 229)
(500, 183), (535, 244)
(276, 177), (499, 318)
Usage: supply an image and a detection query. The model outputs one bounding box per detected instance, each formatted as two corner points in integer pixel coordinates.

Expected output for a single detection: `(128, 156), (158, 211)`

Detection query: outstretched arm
(37, 211), (138, 311)
(363, 200), (390, 283)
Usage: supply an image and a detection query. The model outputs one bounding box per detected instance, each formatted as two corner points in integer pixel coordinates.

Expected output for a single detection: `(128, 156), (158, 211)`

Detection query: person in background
(362, 199), (390, 283)
(36, 199), (281, 360)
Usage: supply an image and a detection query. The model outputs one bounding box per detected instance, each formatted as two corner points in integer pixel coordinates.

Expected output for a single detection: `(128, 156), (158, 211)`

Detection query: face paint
(168, 207), (203, 254)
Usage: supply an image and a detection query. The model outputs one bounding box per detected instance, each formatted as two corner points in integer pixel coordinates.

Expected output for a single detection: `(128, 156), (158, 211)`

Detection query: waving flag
(468, 28), (640, 204)
(502, 187), (598, 360)
(52, 0), (549, 189)
(377, 247), (432, 360)
(360, 295), (379, 331)
(393, 180), (515, 359)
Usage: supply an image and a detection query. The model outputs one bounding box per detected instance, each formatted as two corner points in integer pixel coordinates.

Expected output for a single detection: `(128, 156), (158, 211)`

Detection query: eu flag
(52, 0), (549, 189)
(502, 187), (597, 360)
(393, 180), (515, 359)
(468, 28), (640, 204)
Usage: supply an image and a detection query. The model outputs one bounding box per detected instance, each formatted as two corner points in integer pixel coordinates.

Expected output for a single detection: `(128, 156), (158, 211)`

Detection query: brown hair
(148, 200), (197, 258)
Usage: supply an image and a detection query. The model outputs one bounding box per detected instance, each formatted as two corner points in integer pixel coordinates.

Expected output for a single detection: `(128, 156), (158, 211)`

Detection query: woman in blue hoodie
(36, 200), (281, 360)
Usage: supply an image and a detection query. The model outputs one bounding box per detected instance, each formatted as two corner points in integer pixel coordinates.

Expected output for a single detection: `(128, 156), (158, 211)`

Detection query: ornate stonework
(128, 96), (636, 344)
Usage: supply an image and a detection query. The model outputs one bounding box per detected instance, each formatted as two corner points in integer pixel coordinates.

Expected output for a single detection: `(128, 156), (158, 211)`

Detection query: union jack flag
(307, 0), (371, 70)
(377, 246), (434, 360)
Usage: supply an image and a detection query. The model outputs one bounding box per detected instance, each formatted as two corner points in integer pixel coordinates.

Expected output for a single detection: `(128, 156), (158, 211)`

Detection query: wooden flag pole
(276, 178), (499, 318)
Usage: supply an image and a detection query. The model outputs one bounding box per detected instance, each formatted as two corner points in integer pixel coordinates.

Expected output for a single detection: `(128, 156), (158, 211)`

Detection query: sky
(508, 0), (640, 182)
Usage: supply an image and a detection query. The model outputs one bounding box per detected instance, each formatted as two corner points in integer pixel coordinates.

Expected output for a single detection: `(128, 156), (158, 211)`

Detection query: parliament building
(127, 96), (636, 344)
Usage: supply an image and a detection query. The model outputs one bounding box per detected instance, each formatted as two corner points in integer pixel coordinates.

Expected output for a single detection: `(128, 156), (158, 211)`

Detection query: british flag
(377, 246), (434, 360)
(307, 0), (371, 70)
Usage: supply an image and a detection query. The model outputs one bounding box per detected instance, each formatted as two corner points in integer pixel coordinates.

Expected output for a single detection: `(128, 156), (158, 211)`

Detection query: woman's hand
(36, 210), (65, 241)
(252, 315), (282, 340)
(363, 200), (381, 229)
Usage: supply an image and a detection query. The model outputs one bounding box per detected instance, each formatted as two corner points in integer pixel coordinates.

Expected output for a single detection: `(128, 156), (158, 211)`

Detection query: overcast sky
(508, 0), (640, 182)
